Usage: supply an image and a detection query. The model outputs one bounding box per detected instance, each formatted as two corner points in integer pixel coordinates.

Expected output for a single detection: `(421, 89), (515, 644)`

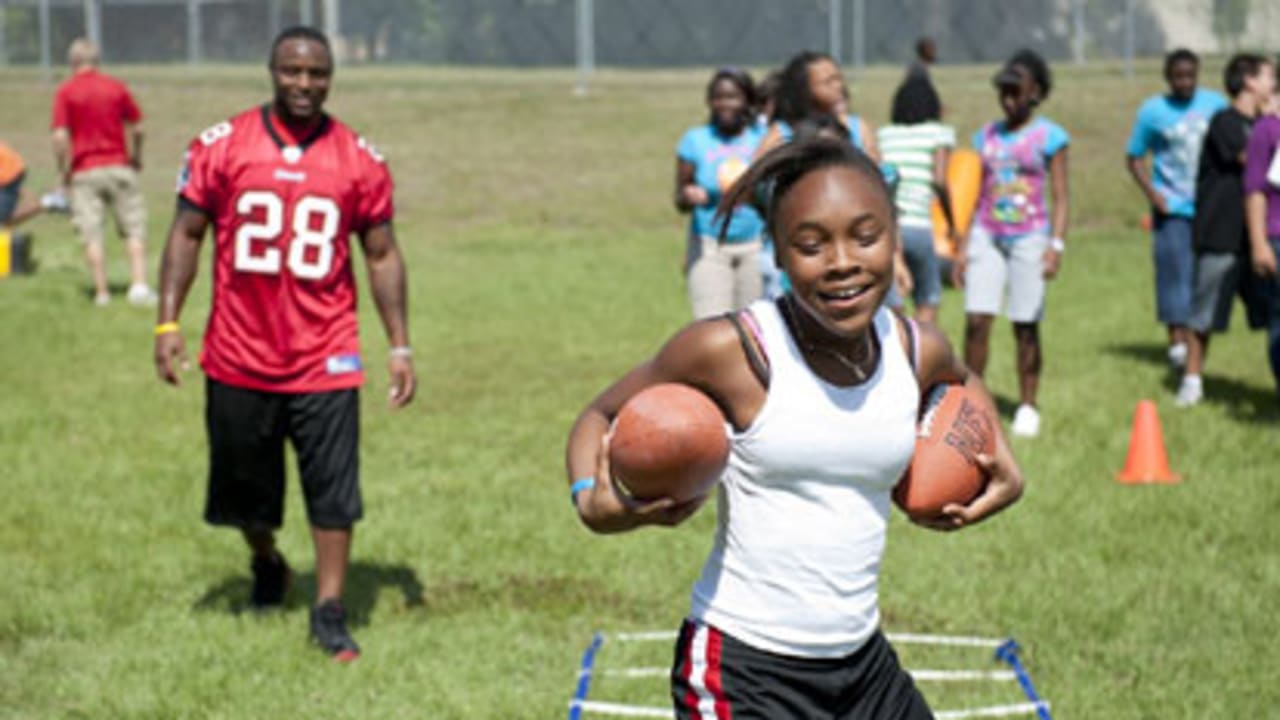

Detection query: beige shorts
(685, 233), (763, 319)
(70, 165), (146, 245)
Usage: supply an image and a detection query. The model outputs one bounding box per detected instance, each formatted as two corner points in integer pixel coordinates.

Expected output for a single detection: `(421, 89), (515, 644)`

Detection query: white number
(287, 196), (340, 280)
(233, 191), (341, 279)
(199, 121), (233, 147)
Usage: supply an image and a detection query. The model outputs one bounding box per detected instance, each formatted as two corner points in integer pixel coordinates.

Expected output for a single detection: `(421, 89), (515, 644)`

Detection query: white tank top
(689, 299), (919, 658)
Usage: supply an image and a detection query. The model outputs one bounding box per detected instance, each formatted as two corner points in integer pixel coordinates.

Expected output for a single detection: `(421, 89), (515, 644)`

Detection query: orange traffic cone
(1116, 400), (1180, 484)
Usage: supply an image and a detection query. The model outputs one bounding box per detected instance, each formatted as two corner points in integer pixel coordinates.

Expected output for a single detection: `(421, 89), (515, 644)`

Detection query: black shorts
(1189, 250), (1274, 333)
(671, 620), (933, 720)
(0, 171), (25, 223)
(204, 378), (361, 530)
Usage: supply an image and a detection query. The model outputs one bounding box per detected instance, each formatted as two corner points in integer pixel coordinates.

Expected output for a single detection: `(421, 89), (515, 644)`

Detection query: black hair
(269, 25), (331, 67)
(1005, 48), (1052, 100)
(755, 70), (782, 114)
(1224, 52), (1270, 97)
(890, 75), (941, 124)
(915, 36), (935, 61)
(716, 138), (892, 242)
(1164, 48), (1199, 77)
(707, 66), (757, 108)
(791, 113), (850, 144)
(773, 50), (836, 125)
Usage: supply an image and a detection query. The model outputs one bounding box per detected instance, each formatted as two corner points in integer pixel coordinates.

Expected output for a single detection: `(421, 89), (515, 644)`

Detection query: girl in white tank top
(567, 139), (1024, 719)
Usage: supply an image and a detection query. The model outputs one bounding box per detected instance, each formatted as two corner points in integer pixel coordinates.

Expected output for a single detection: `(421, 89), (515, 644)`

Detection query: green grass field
(1, 59), (1278, 719)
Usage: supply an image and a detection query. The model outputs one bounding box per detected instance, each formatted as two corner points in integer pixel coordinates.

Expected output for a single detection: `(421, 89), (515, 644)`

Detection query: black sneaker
(309, 599), (360, 662)
(249, 552), (292, 608)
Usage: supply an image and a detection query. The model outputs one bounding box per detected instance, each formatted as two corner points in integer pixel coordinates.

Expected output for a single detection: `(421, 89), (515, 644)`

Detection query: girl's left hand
(918, 431), (1024, 532)
(1042, 248), (1062, 279)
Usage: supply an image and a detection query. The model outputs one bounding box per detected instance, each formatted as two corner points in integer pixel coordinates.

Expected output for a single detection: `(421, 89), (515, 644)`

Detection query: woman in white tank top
(567, 139), (1024, 719)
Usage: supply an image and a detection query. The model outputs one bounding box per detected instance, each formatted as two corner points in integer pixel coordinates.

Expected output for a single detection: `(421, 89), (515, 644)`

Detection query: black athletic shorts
(671, 620), (934, 719)
(204, 378), (361, 529)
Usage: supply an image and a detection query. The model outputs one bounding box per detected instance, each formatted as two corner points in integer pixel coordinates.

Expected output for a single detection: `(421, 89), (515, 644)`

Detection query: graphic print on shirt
(981, 124), (1049, 233)
(678, 124), (764, 241)
(716, 155), (749, 192)
(1156, 112), (1213, 204)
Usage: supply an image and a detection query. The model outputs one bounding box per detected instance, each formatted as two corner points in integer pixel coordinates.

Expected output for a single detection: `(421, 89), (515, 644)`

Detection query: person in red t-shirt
(153, 26), (416, 662)
(51, 38), (154, 306)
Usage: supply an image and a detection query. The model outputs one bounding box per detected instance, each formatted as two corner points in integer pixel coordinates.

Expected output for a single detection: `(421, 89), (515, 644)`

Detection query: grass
(1, 59), (1277, 718)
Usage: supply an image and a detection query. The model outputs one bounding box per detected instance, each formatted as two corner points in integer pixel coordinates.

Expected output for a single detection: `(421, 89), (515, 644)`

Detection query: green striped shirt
(877, 122), (956, 229)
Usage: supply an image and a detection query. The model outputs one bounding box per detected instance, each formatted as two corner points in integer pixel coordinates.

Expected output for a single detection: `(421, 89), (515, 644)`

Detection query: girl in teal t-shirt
(675, 67), (765, 319)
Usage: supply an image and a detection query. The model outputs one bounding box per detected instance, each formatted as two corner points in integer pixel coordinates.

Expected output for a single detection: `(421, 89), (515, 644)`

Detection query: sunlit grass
(0, 59), (1276, 718)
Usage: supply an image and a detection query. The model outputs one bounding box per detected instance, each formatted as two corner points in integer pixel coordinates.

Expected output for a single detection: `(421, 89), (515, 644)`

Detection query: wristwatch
(1049, 237), (1066, 253)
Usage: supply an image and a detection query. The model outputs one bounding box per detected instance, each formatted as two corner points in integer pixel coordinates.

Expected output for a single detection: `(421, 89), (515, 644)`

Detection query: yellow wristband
(154, 322), (180, 336)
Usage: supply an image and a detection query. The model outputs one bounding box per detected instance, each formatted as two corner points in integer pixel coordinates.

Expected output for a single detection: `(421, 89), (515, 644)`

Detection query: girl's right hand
(680, 184), (710, 207)
(576, 433), (706, 532)
(950, 255), (967, 289)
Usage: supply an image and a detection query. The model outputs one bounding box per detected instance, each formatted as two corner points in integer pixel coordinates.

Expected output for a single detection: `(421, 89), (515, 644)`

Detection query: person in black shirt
(1178, 53), (1276, 406)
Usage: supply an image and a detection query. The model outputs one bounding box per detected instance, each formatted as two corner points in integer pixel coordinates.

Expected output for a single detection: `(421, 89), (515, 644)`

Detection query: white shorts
(963, 226), (1047, 323)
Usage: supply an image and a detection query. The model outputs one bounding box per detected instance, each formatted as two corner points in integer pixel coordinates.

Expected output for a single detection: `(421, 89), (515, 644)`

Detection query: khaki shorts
(70, 165), (146, 245)
(685, 233), (763, 320)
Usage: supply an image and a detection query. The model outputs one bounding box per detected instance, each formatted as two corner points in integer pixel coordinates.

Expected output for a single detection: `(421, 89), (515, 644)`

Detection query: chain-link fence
(2, 0), (1279, 68)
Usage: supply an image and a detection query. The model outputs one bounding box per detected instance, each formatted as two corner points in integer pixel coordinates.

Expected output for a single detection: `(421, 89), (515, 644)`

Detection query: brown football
(609, 383), (729, 503)
(894, 384), (996, 521)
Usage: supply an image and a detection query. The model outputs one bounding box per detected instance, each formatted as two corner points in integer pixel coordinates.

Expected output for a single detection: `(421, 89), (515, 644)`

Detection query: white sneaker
(39, 189), (70, 213)
(1011, 404), (1041, 438)
(126, 283), (157, 306)
(1175, 377), (1203, 408)
(93, 291), (111, 306)
(1168, 342), (1188, 369)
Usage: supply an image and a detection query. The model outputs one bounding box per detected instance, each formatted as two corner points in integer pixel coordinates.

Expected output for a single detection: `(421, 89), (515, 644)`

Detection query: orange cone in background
(1116, 400), (1180, 484)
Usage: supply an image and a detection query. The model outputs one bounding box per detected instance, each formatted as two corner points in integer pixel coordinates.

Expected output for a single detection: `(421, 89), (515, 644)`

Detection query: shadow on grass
(82, 281), (133, 300)
(1201, 373), (1280, 424)
(193, 563), (652, 625)
(1104, 340), (1173, 369)
(1104, 341), (1279, 424)
(989, 392), (1019, 420)
(193, 560), (425, 627)
(1103, 340), (1182, 392)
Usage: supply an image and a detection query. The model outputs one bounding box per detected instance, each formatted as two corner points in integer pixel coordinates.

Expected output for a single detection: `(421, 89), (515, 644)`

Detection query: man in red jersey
(51, 38), (154, 306)
(152, 26), (416, 662)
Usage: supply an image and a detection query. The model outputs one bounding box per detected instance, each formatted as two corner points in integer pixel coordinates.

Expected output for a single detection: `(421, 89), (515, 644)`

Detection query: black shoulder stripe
(176, 194), (211, 217)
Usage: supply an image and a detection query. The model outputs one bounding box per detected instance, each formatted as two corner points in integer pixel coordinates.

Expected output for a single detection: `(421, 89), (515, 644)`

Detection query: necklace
(782, 295), (875, 383)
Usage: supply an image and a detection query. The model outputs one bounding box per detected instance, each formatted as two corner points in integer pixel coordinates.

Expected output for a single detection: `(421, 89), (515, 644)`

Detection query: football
(608, 383), (730, 503)
(894, 383), (996, 521)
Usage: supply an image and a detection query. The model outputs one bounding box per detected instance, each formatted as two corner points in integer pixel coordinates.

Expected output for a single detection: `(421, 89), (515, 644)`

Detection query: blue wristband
(570, 477), (596, 506)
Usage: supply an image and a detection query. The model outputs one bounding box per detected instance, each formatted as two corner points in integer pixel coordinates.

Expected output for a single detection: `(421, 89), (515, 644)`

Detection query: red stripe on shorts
(682, 621), (702, 720)
(704, 626), (732, 719)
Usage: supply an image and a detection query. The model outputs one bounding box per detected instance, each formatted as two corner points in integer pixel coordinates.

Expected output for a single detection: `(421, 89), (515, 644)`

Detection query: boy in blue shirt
(1126, 49), (1228, 368)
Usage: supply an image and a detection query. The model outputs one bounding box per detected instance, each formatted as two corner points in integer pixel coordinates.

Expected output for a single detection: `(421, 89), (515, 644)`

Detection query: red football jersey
(51, 69), (142, 173)
(179, 105), (394, 393)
